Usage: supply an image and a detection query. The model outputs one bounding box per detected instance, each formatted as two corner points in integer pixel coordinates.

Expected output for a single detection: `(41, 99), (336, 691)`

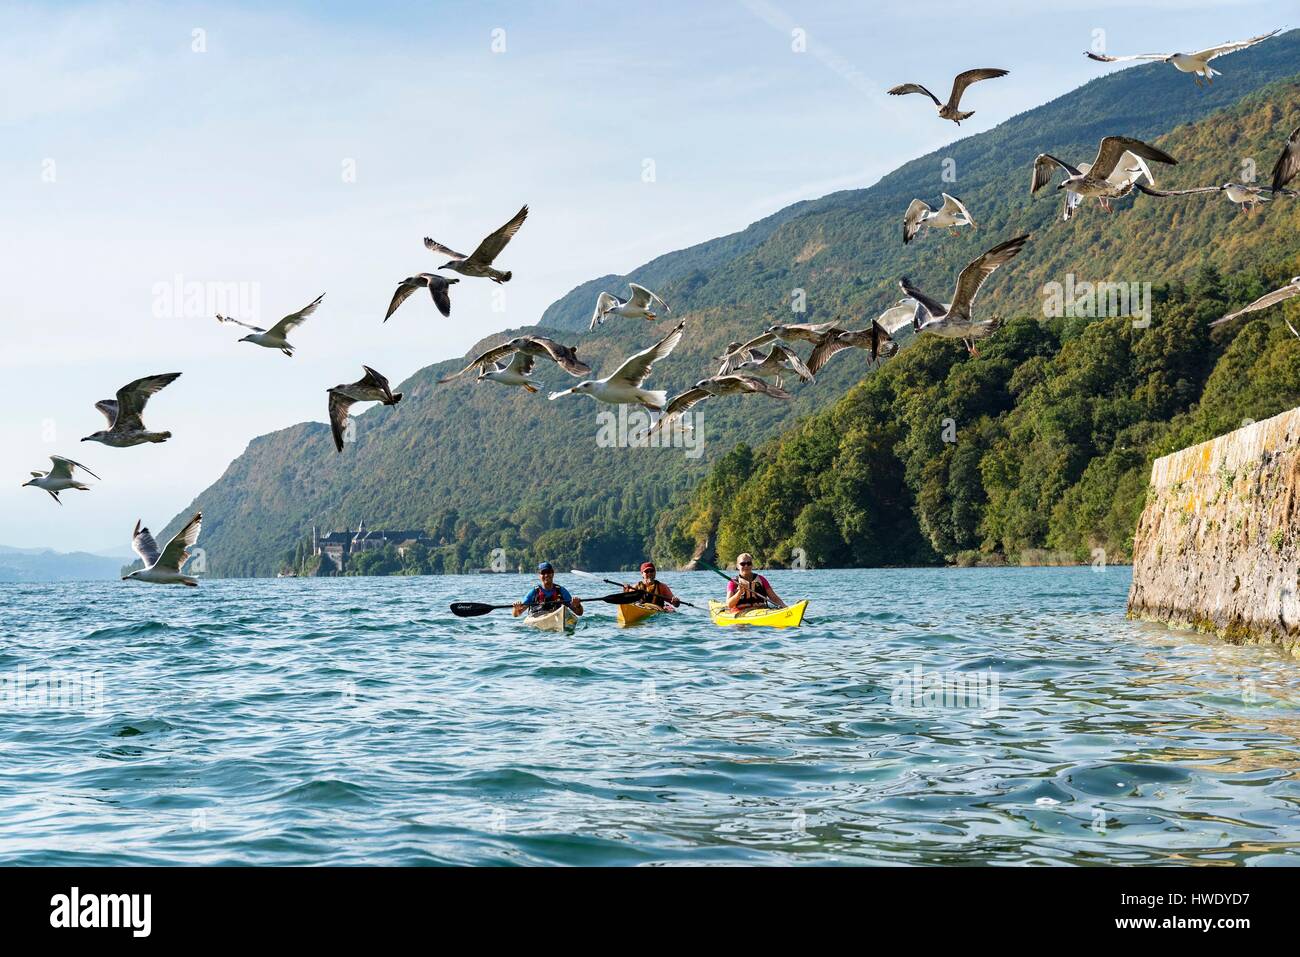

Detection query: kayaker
(725, 553), (786, 611)
(623, 561), (682, 610)
(514, 562), (584, 617)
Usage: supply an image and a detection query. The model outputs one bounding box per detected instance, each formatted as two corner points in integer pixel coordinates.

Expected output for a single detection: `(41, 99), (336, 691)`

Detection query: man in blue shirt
(513, 561), (585, 617)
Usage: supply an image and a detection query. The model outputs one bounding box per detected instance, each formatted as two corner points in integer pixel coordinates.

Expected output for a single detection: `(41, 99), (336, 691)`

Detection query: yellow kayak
(616, 602), (662, 627)
(708, 599), (808, 628)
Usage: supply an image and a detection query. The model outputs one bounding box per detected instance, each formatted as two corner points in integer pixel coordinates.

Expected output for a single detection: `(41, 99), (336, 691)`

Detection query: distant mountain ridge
(161, 31), (1300, 576)
(0, 545), (127, 582)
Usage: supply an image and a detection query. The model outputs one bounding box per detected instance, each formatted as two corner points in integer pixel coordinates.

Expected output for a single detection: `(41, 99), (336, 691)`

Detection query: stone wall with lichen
(1127, 407), (1300, 657)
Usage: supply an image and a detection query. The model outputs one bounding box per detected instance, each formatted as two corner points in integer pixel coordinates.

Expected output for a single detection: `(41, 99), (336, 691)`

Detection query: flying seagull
(714, 341), (759, 376)
(328, 366), (403, 453)
(22, 455), (101, 505)
(438, 334), (591, 383)
(1210, 277), (1300, 336)
(478, 352), (540, 393)
(82, 373), (181, 447)
(903, 194), (977, 244)
(900, 234), (1030, 353)
(548, 320), (686, 411)
(424, 204), (528, 283)
(1271, 125), (1300, 194)
(1057, 149), (1158, 220)
(732, 343), (815, 389)
(591, 283), (671, 329)
(1032, 137), (1177, 213)
(806, 301), (917, 375)
(887, 68), (1008, 124)
(649, 374), (793, 437)
(217, 293), (324, 356)
(720, 322), (847, 364)
(385, 274), (458, 321)
(1135, 181), (1274, 215)
(1084, 29), (1281, 86)
(125, 512), (203, 586)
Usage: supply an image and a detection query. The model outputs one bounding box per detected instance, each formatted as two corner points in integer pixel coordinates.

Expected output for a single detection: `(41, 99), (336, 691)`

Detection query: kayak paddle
(571, 568), (699, 610)
(449, 592), (642, 618)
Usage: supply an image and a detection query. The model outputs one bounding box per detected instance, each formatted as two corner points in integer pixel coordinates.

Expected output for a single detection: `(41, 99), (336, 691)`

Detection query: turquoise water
(2, 568), (1298, 865)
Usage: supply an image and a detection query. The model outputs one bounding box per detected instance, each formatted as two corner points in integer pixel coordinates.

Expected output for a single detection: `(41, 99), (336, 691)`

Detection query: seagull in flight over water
(82, 373), (182, 447)
(901, 234), (1031, 353)
(22, 455), (101, 504)
(125, 512), (203, 586)
(327, 366), (403, 453)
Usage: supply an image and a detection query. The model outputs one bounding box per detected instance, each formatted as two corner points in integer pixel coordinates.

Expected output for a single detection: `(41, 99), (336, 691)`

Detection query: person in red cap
(624, 561), (681, 610)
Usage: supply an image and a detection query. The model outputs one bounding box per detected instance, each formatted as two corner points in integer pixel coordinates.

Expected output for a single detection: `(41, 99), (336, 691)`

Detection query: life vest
(733, 574), (769, 609)
(633, 579), (671, 607)
(532, 584), (567, 608)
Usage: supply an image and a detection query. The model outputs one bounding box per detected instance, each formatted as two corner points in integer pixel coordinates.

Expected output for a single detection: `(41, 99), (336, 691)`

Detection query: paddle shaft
(571, 568), (698, 610)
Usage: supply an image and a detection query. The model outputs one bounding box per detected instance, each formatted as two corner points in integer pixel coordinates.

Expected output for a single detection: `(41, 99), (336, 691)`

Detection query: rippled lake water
(2, 568), (1298, 865)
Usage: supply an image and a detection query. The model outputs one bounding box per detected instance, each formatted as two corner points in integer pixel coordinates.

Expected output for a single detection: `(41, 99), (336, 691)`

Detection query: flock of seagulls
(21, 27), (1300, 584)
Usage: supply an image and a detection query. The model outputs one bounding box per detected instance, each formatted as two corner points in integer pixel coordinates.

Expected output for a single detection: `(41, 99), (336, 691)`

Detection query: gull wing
(1108, 150), (1156, 188)
(1272, 126), (1300, 193)
(628, 282), (669, 313)
(438, 341), (517, 383)
(423, 237), (467, 260)
(94, 399), (119, 427)
(608, 320), (686, 387)
(1135, 183), (1220, 198)
(427, 276), (453, 317)
(505, 352), (535, 376)
(215, 314), (266, 333)
(113, 372), (181, 431)
(1091, 136), (1176, 181)
(1084, 50), (1169, 63)
(947, 234), (1030, 321)
(807, 333), (852, 375)
(385, 277), (425, 321)
(466, 204), (529, 267)
(132, 519), (161, 568)
(651, 384), (713, 435)
(359, 365), (396, 402)
(770, 343), (814, 382)
(48, 455), (100, 481)
(1192, 29), (1281, 61)
(887, 83), (941, 107)
(945, 68), (1008, 110)
(157, 512), (202, 572)
(898, 278), (948, 322)
(591, 291), (621, 329)
(1210, 283), (1300, 327)
(1032, 154), (1080, 193)
(327, 389), (355, 452)
(939, 193), (975, 226)
(727, 330), (778, 358)
(529, 336), (592, 377)
(878, 299), (921, 335)
(267, 293), (324, 338)
(903, 198), (932, 244)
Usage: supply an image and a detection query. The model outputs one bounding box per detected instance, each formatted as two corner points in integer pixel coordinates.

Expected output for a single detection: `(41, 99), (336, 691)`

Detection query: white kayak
(524, 603), (578, 632)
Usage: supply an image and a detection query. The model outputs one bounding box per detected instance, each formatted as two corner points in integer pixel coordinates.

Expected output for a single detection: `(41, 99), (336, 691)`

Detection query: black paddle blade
(596, 592), (643, 605)
(450, 601), (501, 617)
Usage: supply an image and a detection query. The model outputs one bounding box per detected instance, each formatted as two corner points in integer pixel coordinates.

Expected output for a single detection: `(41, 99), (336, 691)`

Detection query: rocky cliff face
(1128, 407), (1300, 656)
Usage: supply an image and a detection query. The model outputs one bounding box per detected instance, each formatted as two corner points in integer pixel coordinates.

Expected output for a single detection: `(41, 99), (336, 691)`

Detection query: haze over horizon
(2, 0), (1284, 552)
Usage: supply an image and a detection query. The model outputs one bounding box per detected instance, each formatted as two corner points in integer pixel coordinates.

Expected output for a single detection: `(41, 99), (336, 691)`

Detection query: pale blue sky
(0, 0), (1284, 551)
